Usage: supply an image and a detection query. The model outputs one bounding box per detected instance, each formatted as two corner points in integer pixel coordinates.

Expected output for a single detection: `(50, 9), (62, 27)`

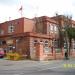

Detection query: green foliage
(66, 27), (75, 39)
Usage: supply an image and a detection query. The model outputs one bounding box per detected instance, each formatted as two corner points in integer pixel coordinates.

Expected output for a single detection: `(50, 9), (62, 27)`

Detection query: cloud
(0, 0), (17, 5)
(0, 0), (75, 22)
(21, 0), (74, 18)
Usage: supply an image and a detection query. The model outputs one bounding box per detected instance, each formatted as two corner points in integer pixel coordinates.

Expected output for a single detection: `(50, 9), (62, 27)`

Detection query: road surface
(0, 59), (75, 75)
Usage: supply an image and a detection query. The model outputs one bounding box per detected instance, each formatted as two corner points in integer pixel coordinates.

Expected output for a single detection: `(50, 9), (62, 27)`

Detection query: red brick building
(0, 15), (75, 60)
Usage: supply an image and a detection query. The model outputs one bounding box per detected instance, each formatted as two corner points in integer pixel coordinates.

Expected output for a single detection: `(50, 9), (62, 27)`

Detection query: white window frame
(50, 24), (54, 31)
(72, 40), (75, 49)
(8, 24), (15, 33)
(49, 24), (54, 33)
(44, 41), (48, 47)
(44, 40), (51, 53)
(54, 25), (58, 32)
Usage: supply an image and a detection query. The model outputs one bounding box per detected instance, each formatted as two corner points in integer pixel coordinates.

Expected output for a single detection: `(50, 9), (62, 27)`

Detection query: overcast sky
(0, 0), (75, 23)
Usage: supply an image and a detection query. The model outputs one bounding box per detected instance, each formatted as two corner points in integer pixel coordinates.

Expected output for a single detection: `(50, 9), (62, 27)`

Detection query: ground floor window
(64, 42), (67, 49)
(33, 39), (52, 53)
(44, 40), (51, 53)
(53, 39), (61, 53)
(72, 40), (75, 50)
(44, 47), (51, 53)
(7, 45), (16, 52)
(0, 40), (6, 45)
(33, 40), (38, 47)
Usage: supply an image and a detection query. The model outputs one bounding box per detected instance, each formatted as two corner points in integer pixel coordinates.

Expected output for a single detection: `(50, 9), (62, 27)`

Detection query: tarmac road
(0, 58), (75, 75)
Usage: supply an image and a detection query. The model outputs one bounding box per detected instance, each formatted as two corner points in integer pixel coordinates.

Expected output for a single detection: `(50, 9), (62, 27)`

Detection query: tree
(66, 27), (75, 55)
(62, 15), (72, 56)
(55, 14), (73, 56)
(61, 15), (75, 56)
(66, 27), (75, 39)
(55, 14), (64, 48)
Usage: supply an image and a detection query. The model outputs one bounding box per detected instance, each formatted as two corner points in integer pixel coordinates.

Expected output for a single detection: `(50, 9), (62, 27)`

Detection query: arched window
(44, 40), (51, 53)
(54, 40), (59, 48)
(34, 40), (38, 44)
(54, 39), (61, 53)
(40, 40), (43, 43)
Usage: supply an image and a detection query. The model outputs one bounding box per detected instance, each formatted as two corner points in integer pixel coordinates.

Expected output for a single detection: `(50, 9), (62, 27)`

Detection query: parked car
(0, 48), (4, 58)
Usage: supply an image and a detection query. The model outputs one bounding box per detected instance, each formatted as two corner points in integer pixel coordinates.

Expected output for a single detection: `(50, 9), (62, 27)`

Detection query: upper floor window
(48, 24), (54, 33)
(8, 24), (15, 33)
(64, 42), (67, 49)
(50, 24), (54, 31)
(72, 24), (75, 28)
(0, 29), (4, 35)
(54, 25), (58, 32)
(49, 24), (58, 33)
